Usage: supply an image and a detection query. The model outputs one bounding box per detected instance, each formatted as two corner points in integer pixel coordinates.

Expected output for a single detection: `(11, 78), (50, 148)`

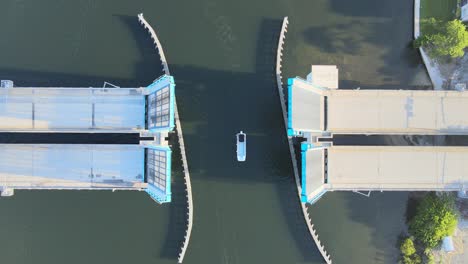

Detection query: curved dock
(275, 17), (332, 264)
(137, 13), (194, 263)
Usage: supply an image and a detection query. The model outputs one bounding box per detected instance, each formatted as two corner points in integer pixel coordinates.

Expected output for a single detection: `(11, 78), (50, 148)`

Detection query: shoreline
(414, 0), (446, 90)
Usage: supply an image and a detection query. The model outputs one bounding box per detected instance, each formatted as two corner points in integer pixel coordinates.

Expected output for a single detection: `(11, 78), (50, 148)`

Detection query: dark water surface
(0, 0), (430, 263)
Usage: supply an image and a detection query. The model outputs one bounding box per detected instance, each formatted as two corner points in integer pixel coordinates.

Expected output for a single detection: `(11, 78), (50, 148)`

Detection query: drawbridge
(288, 65), (468, 203)
(0, 75), (175, 203)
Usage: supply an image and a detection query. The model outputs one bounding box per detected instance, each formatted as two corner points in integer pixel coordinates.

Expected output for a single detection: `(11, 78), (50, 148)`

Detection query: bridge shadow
(0, 10), (440, 261)
(0, 12), (450, 261)
(0, 133), (142, 144)
(159, 132), (188, 259)
(309, 133), (440, 263)
(0, 68), (188, 262)
(169, 18), (324, 262)
(333, 135), (468, 146)
(314, 192), (408, 264)
(0, 22), (322, 263)
(4, 10), (442, 262)
(301, 0), (431, 90)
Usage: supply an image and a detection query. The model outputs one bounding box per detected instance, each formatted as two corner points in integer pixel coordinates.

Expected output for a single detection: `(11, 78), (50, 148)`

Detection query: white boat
(236, 131), (246, 162)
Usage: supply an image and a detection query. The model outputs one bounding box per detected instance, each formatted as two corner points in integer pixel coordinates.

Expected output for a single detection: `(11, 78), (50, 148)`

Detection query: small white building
(306, 65), (339, 89)
(461, 0), (468, 22)
(442, 236), (455, 252)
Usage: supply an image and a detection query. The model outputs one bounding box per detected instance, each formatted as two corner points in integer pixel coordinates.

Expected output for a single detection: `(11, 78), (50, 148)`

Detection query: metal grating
(147, 85), (170, 129)
(146, 148), (167, 192)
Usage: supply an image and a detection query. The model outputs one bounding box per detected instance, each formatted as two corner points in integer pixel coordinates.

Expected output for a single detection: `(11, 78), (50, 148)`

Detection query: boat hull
(236, 131), (246, 162)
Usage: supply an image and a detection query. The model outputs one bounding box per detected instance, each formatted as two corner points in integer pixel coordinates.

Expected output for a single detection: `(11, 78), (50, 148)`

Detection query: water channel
(0, 0), (431, 263)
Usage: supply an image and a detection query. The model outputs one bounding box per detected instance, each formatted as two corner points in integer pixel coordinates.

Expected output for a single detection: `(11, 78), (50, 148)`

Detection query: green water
(0, 0), (430, 263)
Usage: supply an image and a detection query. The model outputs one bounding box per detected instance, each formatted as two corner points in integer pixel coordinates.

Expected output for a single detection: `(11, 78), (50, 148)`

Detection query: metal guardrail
(275, 16), (333, 264)
(137, 13), (194, 263)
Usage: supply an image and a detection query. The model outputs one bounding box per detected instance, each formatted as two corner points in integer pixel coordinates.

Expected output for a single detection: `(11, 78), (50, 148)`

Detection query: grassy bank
(420, 0), (458, 34)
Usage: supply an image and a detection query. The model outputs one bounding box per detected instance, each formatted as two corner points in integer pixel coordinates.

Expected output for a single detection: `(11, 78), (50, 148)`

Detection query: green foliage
(400, 237), (416, 256)
(402, 254), (422, 264)
(415, 19), (468, 58)
(420, 0), (458, 23)
(399, 237), (421, 264)
(426, 252), (435, 264)
(409, 193), (458, 248)
(456, 0), (462, 18)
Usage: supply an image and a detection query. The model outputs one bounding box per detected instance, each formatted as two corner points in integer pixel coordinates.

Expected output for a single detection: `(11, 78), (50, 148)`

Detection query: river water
(0, 0), (431, 263)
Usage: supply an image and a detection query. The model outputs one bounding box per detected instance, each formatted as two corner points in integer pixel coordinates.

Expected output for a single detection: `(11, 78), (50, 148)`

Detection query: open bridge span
(0, 75), (175, 204)
(288, 69), (468, 136)
(301, 144), (468, 203)
(287, 65), (468, 203)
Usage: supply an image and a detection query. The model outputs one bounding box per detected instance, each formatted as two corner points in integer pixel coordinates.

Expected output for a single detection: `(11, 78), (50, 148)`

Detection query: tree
(400, 237), (416, 256)
(414, 19), (468, 59)
(402, 254), (421, 264)
(399, 237), (421, 264)
(409, 193), (458, 248)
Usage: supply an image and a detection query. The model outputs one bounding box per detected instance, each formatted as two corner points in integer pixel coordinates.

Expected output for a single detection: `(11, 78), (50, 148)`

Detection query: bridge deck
(327, 90), (468, 134)
(0, 144), (146, 189)
(0, 88), (145, 132)
(302, 145), (468, 202)
(288, 78), (468, 135)
(327, 146), (468, 191)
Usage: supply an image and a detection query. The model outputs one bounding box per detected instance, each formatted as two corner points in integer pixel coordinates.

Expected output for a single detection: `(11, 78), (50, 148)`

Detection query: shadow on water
(405, 195), (421, 224)
(311, 133), (450, 263)
(0, 19), (323, 262)
(303, 21), (369, 56)
(160, 132), (188, 259)
(0, 133), (141, 144)
(329, 0), (407, 18)
(333, 135), (468, 146)
(0, 12), (363, 262)
(168, 18), (323, 262)
(0, 15), (163, 87)
(302, 0), (430, 90)
(0, 10), (441, 261)
(118, 14), (186, 261)
(0, 16), (183, 262)
(257, 18), (325, 262)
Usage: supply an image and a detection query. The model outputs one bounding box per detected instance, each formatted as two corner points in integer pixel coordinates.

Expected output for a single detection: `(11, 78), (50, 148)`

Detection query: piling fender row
(173, 103), (194, 264)
(138, 13), (170, 74)
(137, 13), (194, 264)
(275, 17), (332, 264)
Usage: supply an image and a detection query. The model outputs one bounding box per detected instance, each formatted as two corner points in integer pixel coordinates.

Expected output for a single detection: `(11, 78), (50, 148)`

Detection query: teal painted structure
(0, 74), (176, 205)
(287, 78), (299, 137)
(143, 75), (175, 204)
(288, 77), (323, 136)
(300, 142), (327, 204)
(145, 145), (172, 203)
(300, 142), (309, 202)
(146, 75), (176, 133)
